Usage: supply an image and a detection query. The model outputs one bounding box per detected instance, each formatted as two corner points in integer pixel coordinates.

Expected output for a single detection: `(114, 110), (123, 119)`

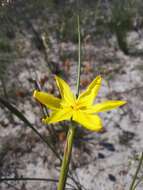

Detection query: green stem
(76, 15), (81, 97)
(129, 152), (143, 190)
(57, 125), (76, 190)
(57, 15), (81, 190)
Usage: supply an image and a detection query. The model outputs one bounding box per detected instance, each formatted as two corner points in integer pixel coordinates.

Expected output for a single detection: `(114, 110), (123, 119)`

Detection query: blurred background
(0, 0), (143, 189)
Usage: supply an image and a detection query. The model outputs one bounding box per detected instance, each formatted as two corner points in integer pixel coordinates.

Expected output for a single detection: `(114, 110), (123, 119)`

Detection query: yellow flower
(33, 76), (126, 131)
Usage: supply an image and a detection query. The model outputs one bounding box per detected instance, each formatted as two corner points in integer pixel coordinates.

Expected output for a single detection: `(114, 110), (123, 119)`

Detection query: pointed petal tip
(97, 126), (103, 132)
(42, 118), (48, 124)
(96, 75), (102, 81)
(33, 90), (38, 98)
(54, 74), (57, 79)
(97, 75), (102, 79)
(88, 125), (103, 132)
(54, 75), (60, 80)
(42, 118), (45, 123)
(120, 100), (127, 106)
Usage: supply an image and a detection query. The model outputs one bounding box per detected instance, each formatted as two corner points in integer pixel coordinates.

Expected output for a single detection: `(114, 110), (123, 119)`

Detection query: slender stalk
(76, 15), (81, 97)
(1, 78), (9, 99)
(57, 15), (82, 190)
(129, 152), (143, 190)
(57, 125), (76, 190)
(0, 177), (58, 183)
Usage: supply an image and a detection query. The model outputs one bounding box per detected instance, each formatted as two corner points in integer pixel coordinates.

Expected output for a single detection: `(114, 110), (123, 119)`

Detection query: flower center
(71, 102), (80, 111)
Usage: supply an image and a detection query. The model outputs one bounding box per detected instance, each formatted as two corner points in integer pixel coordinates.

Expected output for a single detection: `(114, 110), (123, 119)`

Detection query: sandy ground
(0, 32), (143, 190)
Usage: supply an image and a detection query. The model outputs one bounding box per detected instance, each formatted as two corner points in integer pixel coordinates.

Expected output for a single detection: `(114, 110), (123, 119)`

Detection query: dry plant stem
(1, 78), (9, 99)
(0, 177), (75, 188)
(133, 174), (143, 190)
(129, 152), (143, 190)
(0, 177), (58, 183)
(57, 16), (81, 190)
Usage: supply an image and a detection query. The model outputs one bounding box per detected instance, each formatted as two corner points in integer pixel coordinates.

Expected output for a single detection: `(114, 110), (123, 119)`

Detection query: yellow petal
(33, 90), (61, 110)
(72, 110), (102, 131)
(55, 75), (75, 104)
(89, 100), (126, 113)
(78, 76), (102, 106)
(43, 108), (73, 124)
